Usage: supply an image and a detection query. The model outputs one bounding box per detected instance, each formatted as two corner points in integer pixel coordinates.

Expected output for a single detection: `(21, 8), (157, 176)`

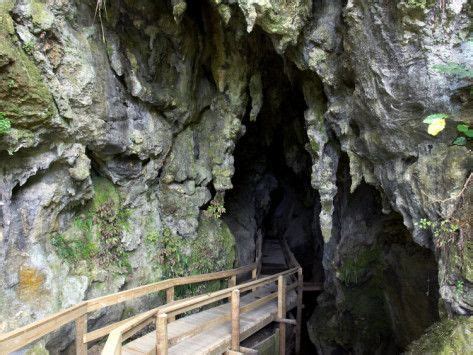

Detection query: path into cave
(222, 46), (440, 354)
(223, 49), (323, 353)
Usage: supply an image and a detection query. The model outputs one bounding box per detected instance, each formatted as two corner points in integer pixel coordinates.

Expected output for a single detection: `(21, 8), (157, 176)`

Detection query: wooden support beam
(302, 283), (323, 292)
(225, 346), (258, 355)
(156, 313), (168, 355)
(166, 287), (175, 322)
(277, 318), (297, 326)
(231, 289), (240, 352)
(296, 268), (303, 355)
(278, 275), (287, 355)
(75, 314), (87, 355)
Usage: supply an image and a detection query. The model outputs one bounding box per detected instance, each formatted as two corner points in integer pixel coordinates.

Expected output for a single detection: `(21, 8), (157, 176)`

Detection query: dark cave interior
(223, 48), (440, 354)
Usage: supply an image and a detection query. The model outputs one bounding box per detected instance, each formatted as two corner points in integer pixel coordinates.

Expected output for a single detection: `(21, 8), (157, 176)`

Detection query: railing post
(296, 268), (303, 355)
(278, 275), (286, 355)
(251, 267), (257, 292)
(156, 313), (168, 355)
(166, 287), (175, 322)
(75, 314), (87, 355)
(228, 275), (237, 301)
(229, 275), (237, 288)
(231, 289), (240, 352)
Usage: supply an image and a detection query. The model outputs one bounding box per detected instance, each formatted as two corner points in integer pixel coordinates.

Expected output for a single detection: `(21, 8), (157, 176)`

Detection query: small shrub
(22, 40), (35, 55)
(0, 112), (11, 135)
(205, 199), (226, 219)
(416, 218), (459, 248)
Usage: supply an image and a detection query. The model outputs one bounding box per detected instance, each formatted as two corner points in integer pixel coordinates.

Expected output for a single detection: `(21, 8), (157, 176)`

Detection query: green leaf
(453, 136), (466, 146)
(457, 124), (469, 133)
(423, 113), (448, 124)
(465, 129), (473, 138)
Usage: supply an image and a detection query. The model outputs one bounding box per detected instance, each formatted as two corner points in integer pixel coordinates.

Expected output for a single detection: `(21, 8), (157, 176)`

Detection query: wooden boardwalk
(122, 284), (297, 354)
(0, 237), (306, 355)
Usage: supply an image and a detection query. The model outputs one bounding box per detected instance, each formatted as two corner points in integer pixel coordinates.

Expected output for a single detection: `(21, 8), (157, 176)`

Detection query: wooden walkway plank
(122, 285), (297, 355)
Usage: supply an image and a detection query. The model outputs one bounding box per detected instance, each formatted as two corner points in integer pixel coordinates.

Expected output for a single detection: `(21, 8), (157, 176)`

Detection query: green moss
(405, 0), (435, 9)
(30, 0), (54, 30)
(309, 139), (319, 155)
(147, 217), (235, 298)
(51, 177), (131, 272)
(25, 343), (49, 355)
(407, 317), (473, 354)
(342, 277), (391, 345)
(0, 112), (11, 135)
(122, 306), (136, 319)
(337, 247), (381, 285)
(0, 8), (55, 132)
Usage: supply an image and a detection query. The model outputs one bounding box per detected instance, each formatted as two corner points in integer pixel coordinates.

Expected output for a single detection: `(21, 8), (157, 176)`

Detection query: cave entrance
(223, 47), (323, 353)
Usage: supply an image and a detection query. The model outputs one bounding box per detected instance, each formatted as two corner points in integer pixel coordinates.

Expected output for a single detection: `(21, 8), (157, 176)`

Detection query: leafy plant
(51, 178), (131, 272)
(156, 227), (188, 278)
(0, 112), (11, 135)
(423, 113), (448, 136)
(51, 232), (98, 263)
(416, 218), (459, 248)
(22, 40), (35, 55)
(452, 123), (473, 146)
(205, 199), (226, 219)
(455, 279), (464, 296)
(145, 231), (160, 245)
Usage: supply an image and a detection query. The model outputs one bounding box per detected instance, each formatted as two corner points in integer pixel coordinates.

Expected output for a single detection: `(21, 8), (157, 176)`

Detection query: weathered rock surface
(0, 0), (471, 353)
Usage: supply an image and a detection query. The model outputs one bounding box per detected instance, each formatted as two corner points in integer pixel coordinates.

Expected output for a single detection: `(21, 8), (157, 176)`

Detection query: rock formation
(0, 0), (471, 352)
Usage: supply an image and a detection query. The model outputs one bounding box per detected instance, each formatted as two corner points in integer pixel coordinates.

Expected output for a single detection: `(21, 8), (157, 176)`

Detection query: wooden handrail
(0, 263), (257, 354)
(86, 263), (256, 312)
(101, 267), (299, 353)
(0, 302), (88, 354)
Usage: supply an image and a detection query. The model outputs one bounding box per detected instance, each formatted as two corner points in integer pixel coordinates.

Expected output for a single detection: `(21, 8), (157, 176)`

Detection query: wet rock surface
(0, 0), (471, 353)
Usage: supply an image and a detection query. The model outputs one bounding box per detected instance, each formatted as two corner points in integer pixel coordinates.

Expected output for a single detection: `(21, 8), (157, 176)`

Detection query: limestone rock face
(0, 0), (471, 353)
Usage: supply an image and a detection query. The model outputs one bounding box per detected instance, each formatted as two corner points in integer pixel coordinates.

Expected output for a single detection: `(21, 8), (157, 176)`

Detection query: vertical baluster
(296, 268), (303, 355)
(228, 275), (237, 301)
(251, 268), (257, 292)
(231, 289), (240, 352)
(156, 313), (168, 355)
(166, 287), (175, 322)
(278, 275), (286, 355)
(75, 314), (87, 355)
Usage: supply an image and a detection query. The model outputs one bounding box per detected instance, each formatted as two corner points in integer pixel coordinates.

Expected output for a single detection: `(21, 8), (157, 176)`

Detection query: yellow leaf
(427, 118), (446, 136)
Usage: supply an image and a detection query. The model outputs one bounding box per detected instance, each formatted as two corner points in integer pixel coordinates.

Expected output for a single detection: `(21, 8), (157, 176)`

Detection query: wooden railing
(0, 263), (257, 354)
(280, 236), (303, 355)
(101, 267), (301, 355)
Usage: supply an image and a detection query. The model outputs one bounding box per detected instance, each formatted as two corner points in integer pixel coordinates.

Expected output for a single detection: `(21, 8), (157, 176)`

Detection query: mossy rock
(337, 247), (381, 285)
(0, 9), (55, 131)
(51, 177), (131, 272)
(407, 317), (473, 354)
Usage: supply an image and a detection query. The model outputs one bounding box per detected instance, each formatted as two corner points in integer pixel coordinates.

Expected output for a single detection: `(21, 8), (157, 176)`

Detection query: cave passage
(223, 45), (440, 354)
(223, 48), (323, 353)
(223, 49), (323, 282)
